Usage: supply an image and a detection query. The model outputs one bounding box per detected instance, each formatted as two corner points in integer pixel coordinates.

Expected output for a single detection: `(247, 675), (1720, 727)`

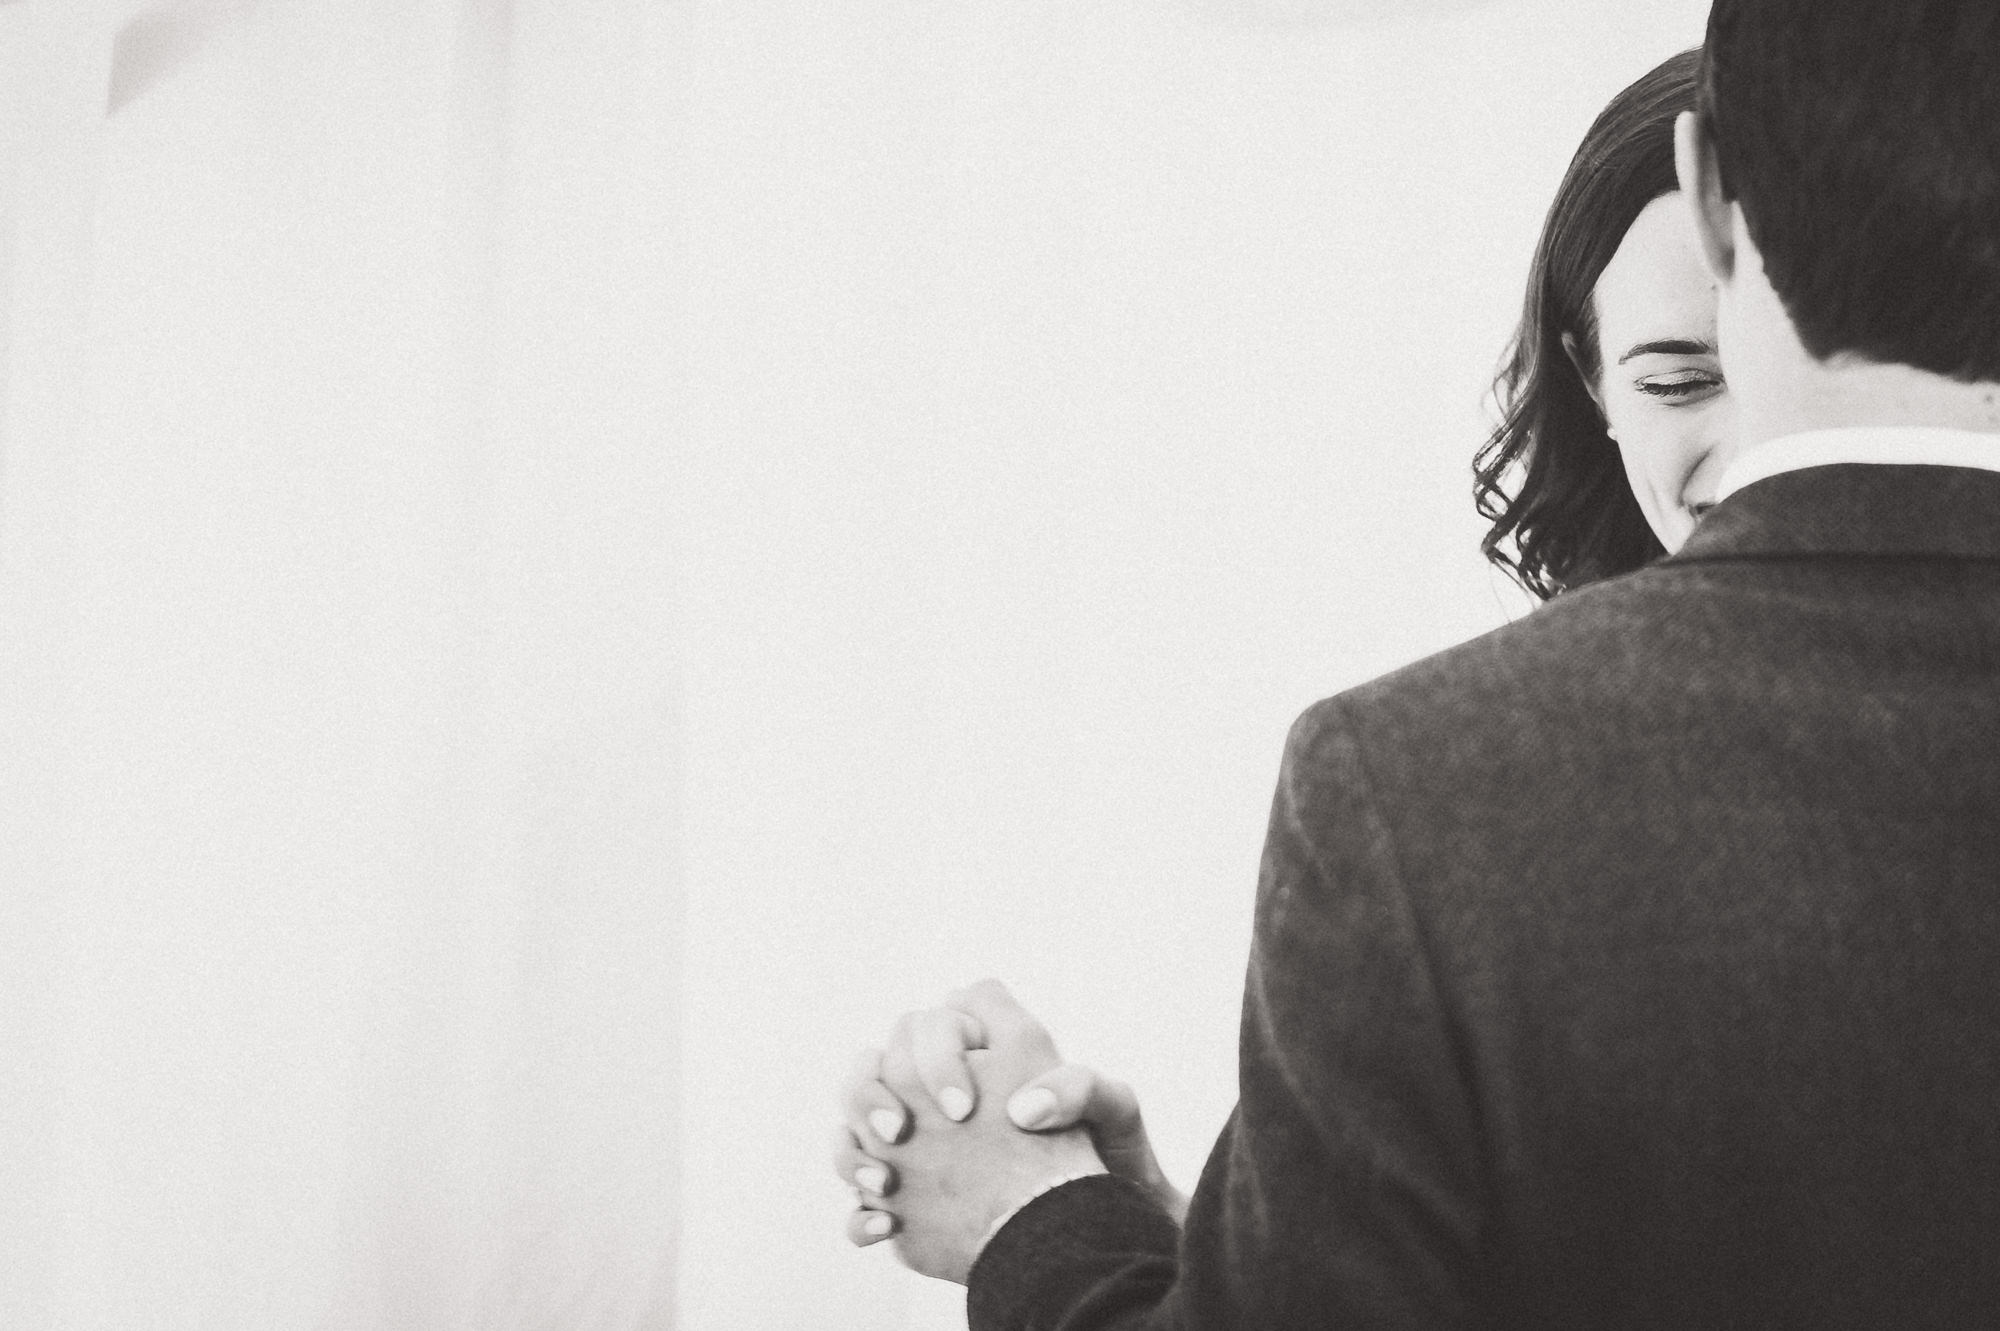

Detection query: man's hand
(837, 979), (1187, 1228)
(871, 1045), (1106, 1283)
(1000, 1062), (1188, 1224)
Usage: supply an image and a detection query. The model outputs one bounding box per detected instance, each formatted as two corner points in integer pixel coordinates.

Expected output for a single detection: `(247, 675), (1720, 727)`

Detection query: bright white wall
(1, 2), (1712, 1329)
(670, 2), (1708, 1328)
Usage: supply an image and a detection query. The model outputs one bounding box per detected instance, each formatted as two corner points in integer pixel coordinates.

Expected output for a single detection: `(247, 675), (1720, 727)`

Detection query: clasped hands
(834, 978), (1189, 1284)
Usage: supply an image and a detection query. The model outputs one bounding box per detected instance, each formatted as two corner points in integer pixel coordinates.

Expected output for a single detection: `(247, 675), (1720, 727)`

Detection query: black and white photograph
(3, 1), (1996, 1327)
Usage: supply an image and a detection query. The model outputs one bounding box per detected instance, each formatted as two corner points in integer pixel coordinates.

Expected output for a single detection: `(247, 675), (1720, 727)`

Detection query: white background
(0, 1), (1709, 1327)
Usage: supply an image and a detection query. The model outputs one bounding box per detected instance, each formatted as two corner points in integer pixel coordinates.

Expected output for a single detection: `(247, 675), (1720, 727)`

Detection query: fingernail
(854, 1164), (888, 1196)
(1007, 1086), (1058, 1130)
(868, 1109), (904, 1144)
(862, 1212), (894, 1238)
(938, 1086), (973, 1122)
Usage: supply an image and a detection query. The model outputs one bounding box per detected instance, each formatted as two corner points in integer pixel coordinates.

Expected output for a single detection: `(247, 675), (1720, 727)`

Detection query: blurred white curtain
(0, 2), (685, 1327)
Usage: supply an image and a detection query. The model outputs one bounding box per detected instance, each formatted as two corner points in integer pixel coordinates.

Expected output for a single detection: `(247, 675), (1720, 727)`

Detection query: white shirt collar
(1714, 426), (2000, 503)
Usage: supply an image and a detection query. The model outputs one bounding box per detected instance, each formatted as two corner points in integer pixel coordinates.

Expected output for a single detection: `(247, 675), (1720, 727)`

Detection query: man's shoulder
(1291, 567), (1678, 755)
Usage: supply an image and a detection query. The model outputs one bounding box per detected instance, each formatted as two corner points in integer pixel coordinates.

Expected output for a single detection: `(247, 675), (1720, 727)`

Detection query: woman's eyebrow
(1618, 338), (1716, 364)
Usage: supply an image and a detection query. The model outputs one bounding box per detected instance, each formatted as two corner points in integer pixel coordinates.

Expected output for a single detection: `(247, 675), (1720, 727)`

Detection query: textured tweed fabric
(970, 464), (2000, 1331)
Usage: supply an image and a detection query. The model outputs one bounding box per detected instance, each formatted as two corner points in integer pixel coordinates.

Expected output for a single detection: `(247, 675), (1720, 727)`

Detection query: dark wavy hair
(1474, 49), (1701, 600)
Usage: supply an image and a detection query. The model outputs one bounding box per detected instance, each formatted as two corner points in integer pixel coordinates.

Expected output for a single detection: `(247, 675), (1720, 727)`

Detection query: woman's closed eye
(1634, 372), (1723, 400)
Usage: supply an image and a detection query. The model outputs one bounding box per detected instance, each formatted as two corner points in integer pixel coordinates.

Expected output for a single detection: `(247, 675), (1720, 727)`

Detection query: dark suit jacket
(967, 463), (2000, 1330)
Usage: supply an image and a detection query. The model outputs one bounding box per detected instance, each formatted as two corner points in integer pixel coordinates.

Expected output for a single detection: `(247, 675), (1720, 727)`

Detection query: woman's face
(1575, 191), (1736, 553)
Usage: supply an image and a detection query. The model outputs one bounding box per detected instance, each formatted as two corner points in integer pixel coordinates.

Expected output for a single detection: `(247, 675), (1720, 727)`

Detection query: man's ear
(1674, 109), (1735, 283)
(1560, 330), (1609, 422)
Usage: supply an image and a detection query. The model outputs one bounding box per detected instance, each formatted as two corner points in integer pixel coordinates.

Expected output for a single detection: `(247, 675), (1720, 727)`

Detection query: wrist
(980, 1166), (1110, 1248)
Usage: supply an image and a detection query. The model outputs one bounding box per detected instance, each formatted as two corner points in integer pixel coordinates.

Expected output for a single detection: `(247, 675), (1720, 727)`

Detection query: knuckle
(888, 1010), (924, 1050)
(910, 1009), (951, 1050)
(950, 1007), (987, 1048)
(878, 1040), (920, 1091)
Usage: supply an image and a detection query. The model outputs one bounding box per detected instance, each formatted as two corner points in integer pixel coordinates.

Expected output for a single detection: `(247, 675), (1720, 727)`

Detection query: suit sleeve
(966, 699), (1494, 1331)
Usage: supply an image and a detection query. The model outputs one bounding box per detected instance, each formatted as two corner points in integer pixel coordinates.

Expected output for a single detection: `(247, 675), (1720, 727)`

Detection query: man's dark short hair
(1701, 1), (2000, 382)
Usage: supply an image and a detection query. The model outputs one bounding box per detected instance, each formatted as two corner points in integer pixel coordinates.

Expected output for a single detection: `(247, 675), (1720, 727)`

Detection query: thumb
(1006, 1063), (1138, 1137)
(1009, 1065), (1183, 1221)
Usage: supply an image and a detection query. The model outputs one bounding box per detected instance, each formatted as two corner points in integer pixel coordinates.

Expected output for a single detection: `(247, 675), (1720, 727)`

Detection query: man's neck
(1739, 355), (2000, 449)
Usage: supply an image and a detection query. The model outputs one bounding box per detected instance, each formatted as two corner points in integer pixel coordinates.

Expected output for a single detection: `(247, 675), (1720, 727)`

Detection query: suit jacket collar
(1667, 464), (2000, 566)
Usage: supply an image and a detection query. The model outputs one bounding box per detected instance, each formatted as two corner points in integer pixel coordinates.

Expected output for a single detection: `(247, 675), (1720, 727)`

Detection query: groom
(853, 2), (2000, 1325)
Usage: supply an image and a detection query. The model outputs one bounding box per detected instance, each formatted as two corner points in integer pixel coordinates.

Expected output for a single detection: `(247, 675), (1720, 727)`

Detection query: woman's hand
(835, 979), (1188, 1248)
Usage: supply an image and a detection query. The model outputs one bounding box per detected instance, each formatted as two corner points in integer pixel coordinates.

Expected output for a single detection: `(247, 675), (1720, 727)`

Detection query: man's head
(1677, 1), (2000, 438)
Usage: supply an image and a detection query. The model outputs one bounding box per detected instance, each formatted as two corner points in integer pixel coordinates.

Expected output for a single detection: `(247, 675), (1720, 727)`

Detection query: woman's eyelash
(1635, 376), (1721, 398)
